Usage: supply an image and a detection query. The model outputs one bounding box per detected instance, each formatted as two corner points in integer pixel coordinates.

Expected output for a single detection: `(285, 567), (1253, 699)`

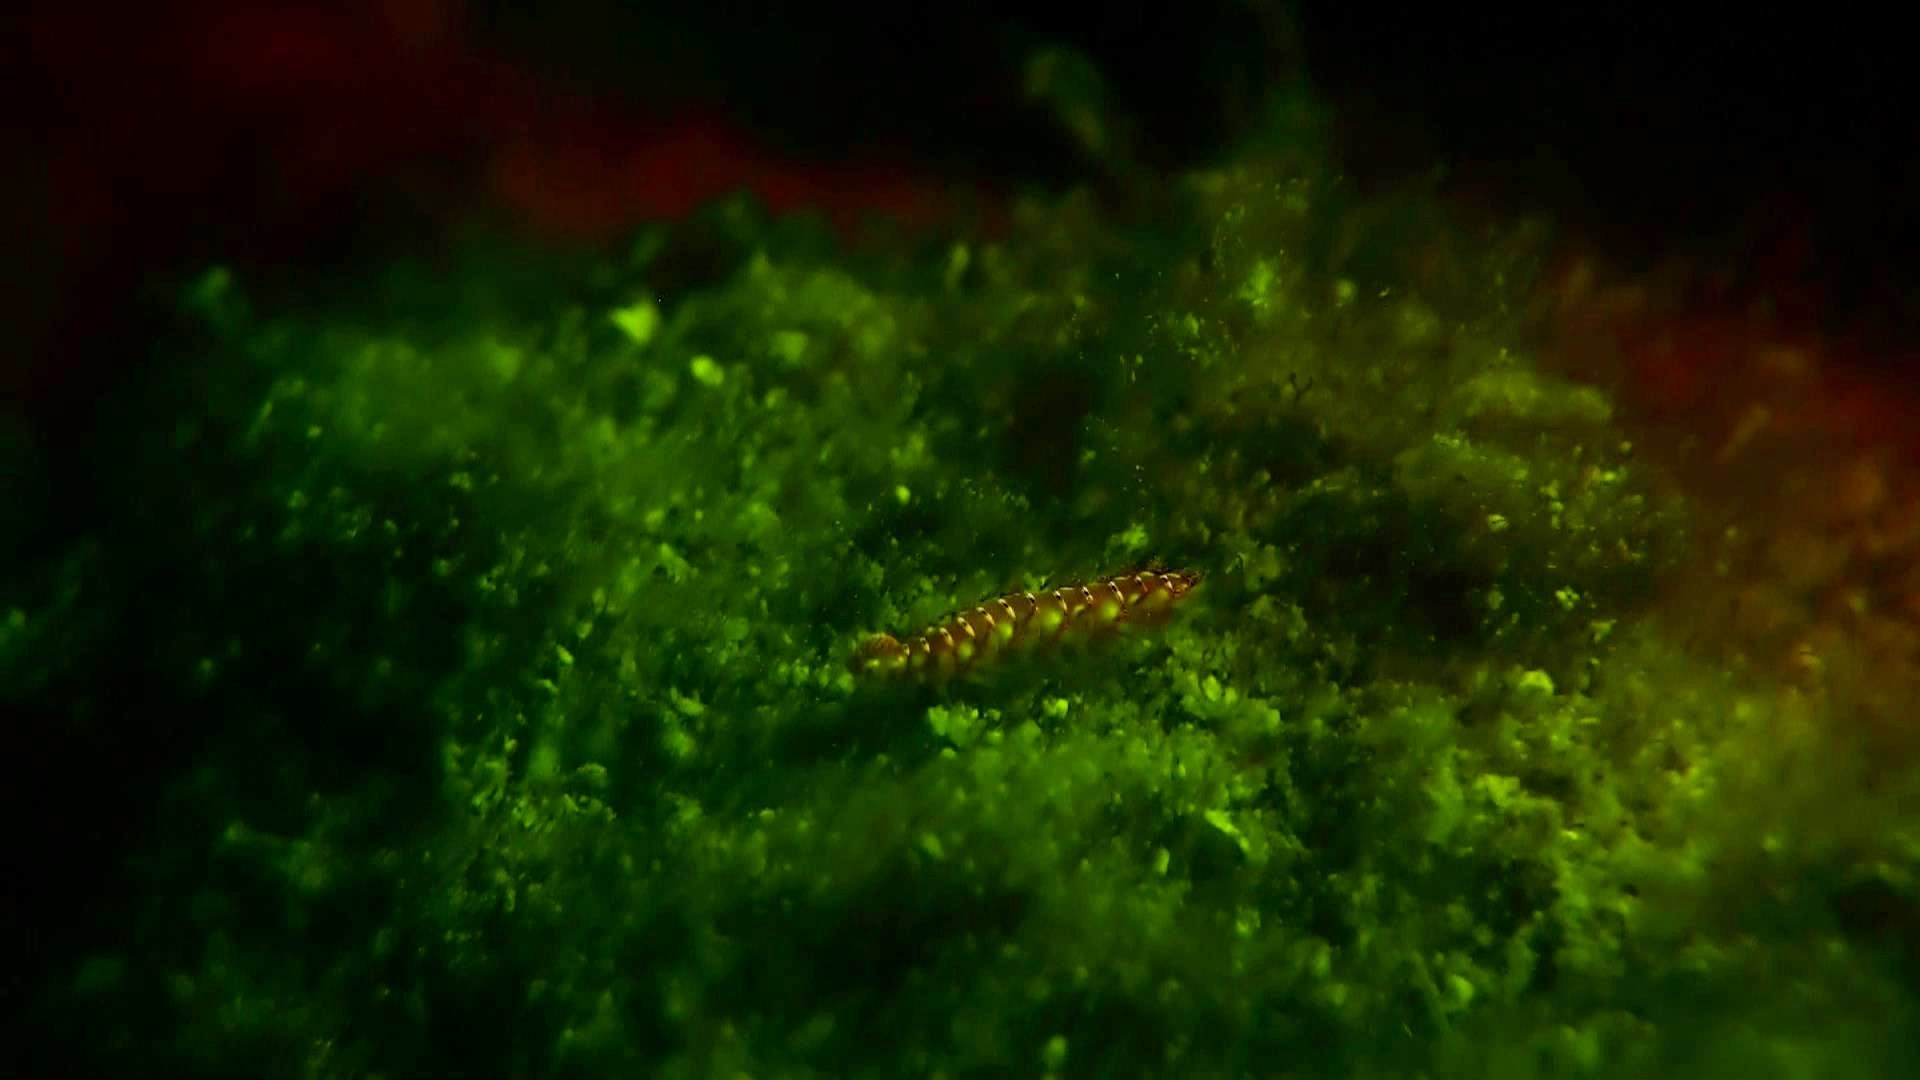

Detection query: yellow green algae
(12, 117), (1920, 1080)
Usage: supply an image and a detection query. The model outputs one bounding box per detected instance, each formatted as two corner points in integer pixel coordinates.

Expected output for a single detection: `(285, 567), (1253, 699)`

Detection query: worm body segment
(850, 569), (1201, 681)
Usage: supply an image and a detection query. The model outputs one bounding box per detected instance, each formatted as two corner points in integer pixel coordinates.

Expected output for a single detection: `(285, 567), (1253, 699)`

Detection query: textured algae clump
(18, 146), (1920, 1080)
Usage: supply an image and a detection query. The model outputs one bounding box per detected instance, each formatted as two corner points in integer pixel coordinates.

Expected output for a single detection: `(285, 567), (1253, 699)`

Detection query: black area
(1001, 364), (1103, 499)
(708, 866), (1031, 1065)
(1289, 481), (1492, 658)
(1, 308), (508, 1069)
(1294, 4), (1920, 302)
(466, 0), (1279, 183)
(1832, 876), (1920, 994)
(18, 1), (1920, 446)
(471, 1), (1920, 301)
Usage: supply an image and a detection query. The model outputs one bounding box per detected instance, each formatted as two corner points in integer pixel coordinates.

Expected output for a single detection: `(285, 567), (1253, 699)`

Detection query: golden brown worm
(848, 568), (1202, 681)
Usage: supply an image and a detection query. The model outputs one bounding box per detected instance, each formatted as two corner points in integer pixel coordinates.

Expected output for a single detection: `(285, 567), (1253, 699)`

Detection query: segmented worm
(849, 568), (1202, 680)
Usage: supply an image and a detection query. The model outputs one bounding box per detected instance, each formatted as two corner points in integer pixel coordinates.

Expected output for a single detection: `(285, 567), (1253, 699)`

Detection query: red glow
(14, 0), (987, 415)
(27, 0), (977, 258)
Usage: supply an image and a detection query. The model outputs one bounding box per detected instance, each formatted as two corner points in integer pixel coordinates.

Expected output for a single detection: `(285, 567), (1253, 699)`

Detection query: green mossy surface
(12, 119), (1920, 1079)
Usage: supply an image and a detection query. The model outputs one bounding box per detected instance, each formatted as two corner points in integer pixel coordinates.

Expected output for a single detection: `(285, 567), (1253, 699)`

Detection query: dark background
(10, 1), (1917, 430)
(5, 0), (1917, 1051)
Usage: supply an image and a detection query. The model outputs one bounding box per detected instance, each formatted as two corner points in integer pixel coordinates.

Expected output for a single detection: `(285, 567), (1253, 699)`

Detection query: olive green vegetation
(15, 123), (1920, 1078)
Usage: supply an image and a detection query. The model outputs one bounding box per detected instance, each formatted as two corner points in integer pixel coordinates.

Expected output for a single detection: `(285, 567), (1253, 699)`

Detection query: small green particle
(486, 339), (523, 382)
(187, 265), (233, 311)
(655, 543), (692, 582)
(671, 689), (707, 718)
(1555, 586), (1581, 611)
(918, 832), (945, 860)
(1333, 278), (1357, 305)
(690, 355), (724, 387)
(555, 644), (574, 668)
(1447, 973), (1475, 1008)
(661, 725), (696, 761)
(1395, 301), (1442, 346)
(1514, 669), (1555, 696)
(609, 299), (660, 345)
(1153, 847), (1171, 875)
(1239, 258), (1277, 313)
(1561, 1024), (1603, 1072)
(71, 953), (128, 996)
(769, 329), (808, 366)
(894, 484), (911, 505)
(928, 704), (980, 746)
(1043, 697), (1070, 719)
(528, 739), (559, 781)
(1204, 808), (1248, 854)
(1309, 939), (1332, 979)
(1485, 513), (1510, 533)
(943, 243), (971, 290)
(1040, 1035), (1069, 1071)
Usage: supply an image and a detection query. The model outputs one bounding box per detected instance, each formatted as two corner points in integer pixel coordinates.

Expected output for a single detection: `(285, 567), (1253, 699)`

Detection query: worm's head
(848, 633), (908, 677)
